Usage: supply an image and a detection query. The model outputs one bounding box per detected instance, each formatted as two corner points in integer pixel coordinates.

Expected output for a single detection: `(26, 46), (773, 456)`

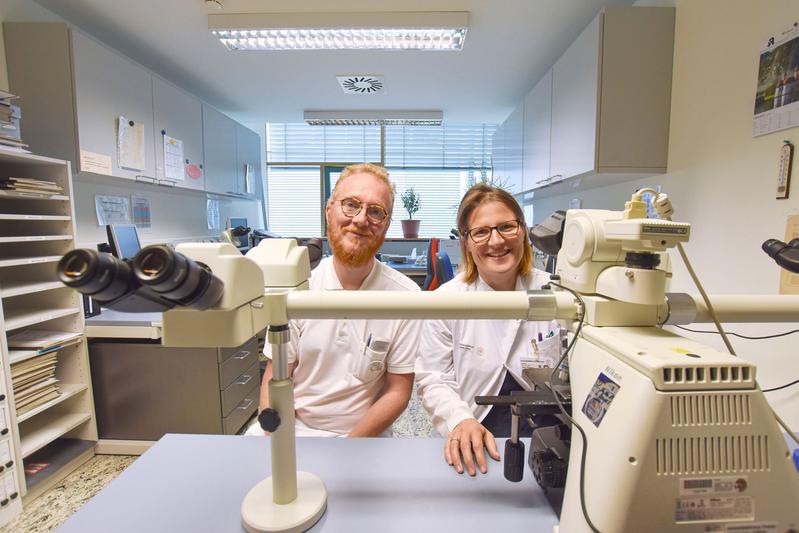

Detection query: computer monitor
(106, 224), (142, 260)
(228, 217), (248, 230)
(439, 239), (461, 268)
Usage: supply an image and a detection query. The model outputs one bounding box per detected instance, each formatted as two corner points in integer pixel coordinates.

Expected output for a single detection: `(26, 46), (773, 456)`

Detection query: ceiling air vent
(337, 75), (384, 94)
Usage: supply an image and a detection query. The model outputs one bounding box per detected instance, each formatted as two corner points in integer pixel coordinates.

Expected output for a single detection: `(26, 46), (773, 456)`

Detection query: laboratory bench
(85, 311), (261, 454)
(57, 434), (560, 532)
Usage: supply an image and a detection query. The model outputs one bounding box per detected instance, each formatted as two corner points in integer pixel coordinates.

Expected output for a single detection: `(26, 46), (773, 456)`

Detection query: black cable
(674, 324), (799, 340)
(545, 281), (600, 533)
(762, 378), (799, 393)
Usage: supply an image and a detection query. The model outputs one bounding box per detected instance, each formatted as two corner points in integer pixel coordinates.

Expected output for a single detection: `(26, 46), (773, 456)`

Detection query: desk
(85, 312), (260, 454)
(384, 261), (427, 287)
(85, 309), (163, 339)
(58, 435), (559, 532)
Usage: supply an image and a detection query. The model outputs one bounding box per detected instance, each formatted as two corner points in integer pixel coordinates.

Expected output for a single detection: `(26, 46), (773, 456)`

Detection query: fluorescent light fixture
(209, 12), (468, 51)
(304, 110), (443, 126)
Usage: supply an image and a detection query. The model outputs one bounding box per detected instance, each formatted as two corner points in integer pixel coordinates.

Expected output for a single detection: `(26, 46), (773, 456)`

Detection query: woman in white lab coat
(415, 183), (559, 476)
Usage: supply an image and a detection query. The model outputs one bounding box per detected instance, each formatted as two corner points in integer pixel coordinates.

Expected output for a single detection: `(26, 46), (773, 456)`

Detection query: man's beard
(328, 224), (385, 268)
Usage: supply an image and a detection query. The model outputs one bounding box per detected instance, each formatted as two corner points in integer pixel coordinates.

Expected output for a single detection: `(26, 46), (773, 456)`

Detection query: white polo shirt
(274, 257), (420, 436)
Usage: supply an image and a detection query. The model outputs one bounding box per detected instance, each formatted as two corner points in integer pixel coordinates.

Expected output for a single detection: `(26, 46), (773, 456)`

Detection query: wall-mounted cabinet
(546, 6), (675, 193)
(152, 76), (205, 191)
(507, 6), (674, 198)
(4, 22), (262, 200)
(235, 124), (262, 199)
(202, 105), (239, 196)
(502, 105), (524, 196)
(522, 69), (552, 192)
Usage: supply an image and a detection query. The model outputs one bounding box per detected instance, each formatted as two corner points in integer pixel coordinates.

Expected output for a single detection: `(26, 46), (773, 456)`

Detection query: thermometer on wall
(777, 140), (794, 199)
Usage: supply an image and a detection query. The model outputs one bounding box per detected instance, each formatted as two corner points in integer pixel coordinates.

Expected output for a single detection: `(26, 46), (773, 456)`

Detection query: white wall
(533, 0), (799, 428)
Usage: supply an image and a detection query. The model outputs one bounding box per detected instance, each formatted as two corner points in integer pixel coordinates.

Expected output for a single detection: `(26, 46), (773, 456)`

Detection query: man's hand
(444, 418), (500, 476)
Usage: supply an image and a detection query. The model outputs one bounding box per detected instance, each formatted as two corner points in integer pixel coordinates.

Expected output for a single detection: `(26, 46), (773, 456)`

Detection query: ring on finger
(449, 436), (460, 443)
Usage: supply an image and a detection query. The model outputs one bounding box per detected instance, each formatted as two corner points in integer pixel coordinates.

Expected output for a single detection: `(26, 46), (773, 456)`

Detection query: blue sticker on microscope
(581, 372), (620, 427)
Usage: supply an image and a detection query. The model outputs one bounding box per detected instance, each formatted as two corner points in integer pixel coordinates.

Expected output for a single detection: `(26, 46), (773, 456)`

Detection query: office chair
(422, 239), (455, 290)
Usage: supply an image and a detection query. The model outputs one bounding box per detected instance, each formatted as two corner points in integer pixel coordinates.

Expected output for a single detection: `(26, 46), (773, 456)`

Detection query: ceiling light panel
(304, 110), (443, 126)
(209, 12), (468, 51)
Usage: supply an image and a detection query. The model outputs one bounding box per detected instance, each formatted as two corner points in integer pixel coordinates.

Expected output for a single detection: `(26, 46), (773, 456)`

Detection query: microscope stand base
(241, 471), (327, 533)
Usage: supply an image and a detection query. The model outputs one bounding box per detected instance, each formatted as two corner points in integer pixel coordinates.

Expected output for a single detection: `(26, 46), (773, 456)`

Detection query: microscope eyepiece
(132, 245), (223, 310)
(57, 249), (136, 302)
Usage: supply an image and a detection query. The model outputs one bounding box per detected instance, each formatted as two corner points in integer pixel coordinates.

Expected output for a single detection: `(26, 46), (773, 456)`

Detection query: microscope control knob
(504, 439), (526, 482)
(531, 450), (567, 489)
(258, 408), (281, 432)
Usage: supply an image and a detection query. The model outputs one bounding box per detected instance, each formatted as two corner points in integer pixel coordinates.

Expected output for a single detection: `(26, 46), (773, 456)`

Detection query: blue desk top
(58, 435), (558, 532)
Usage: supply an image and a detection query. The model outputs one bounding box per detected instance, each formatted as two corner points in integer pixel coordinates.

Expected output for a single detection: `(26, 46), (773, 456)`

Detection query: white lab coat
(415, 269), (560, 436)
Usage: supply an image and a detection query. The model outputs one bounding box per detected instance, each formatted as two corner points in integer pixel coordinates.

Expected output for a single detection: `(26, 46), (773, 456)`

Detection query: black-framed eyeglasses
(339, 197), (389, 224)
(465, 219), (521, 244)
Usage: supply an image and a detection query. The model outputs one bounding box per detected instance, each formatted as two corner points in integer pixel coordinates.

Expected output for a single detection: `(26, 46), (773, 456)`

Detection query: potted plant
(400, 187), (421, 238)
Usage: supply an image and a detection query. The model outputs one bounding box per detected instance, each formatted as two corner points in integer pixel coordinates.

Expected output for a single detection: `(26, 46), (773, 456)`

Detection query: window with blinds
(265, 123), (496, 238)
(266, 166), (322, 237)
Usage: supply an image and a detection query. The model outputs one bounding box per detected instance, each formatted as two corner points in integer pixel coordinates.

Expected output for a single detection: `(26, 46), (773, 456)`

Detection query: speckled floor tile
(1, 454), (136, 533)
(391, 387), (434, 437)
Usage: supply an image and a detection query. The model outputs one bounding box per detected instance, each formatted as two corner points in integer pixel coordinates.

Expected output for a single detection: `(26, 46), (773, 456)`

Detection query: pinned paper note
(95, 194), (130, 226)
(80, 150), (112, 176)
(163, 135), (185, 181)
(118, 116), (145, 171)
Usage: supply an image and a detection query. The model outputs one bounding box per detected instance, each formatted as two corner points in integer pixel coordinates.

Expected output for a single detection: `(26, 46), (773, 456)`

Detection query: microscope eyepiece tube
(132, 245), (224, 310)
(57, 249), (137, 302)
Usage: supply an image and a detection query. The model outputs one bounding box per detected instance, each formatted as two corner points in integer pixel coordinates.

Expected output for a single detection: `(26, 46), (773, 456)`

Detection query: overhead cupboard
(3, 22), (262, 199)
(493, 6), (676, 198)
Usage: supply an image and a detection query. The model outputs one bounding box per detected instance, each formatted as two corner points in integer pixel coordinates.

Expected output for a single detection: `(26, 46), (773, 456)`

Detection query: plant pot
(401, 219), (421, 238)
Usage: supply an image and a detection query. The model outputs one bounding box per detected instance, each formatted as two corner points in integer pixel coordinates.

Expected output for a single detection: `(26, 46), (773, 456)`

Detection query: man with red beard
(249, 163), (420, 437)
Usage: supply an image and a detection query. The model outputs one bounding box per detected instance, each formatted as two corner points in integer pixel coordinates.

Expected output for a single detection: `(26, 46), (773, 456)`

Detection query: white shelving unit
(0, 148), (97, 521)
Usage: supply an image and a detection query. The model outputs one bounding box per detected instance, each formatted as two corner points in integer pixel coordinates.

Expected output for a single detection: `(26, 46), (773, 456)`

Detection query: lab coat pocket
(351, 338), (389, 382)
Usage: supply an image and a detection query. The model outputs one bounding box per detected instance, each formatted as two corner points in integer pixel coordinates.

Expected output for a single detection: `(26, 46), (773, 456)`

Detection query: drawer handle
(237, 398), (254, 410)
(233, 350), (251, 360)
(235, 374), (253, 386)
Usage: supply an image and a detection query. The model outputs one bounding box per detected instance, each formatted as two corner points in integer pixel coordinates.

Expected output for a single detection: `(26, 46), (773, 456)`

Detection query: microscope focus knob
(531, 450), (567, 489)
(504, 439), (525, 482)
(258, 408), (281, 432)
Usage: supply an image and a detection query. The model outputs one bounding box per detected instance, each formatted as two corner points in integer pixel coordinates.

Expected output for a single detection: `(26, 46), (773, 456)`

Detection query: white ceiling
(32, 0), (634, 130)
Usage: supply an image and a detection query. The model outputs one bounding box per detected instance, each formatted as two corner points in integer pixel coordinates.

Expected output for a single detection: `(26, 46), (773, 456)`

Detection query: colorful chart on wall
(753, 23), (799, 137)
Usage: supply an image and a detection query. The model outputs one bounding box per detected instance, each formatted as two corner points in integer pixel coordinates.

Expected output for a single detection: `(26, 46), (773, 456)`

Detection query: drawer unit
(222, 380), (258, 435)
(221, 361), (258, 417)
(89, 335), (261, 440)
(219, 338), (259, 389)
(0, 440), (13, 475)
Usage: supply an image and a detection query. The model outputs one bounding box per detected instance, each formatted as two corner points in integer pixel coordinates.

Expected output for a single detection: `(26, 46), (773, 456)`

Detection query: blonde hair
(456, 183), (532, 284)
(328, 163), (395, 214)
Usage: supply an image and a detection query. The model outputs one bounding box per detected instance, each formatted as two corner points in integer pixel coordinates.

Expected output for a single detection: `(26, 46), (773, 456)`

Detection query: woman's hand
(444, 418), (501, 476)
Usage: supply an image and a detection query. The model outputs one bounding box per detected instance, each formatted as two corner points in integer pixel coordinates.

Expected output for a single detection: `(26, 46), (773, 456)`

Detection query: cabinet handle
(135, 175), (157, 184)
(549, 174), (563, 181)
(237, 398), (254, 410)
(233, 350), (250, 360)
(157, 179), (177, 187)
(235, 374), (253, 386)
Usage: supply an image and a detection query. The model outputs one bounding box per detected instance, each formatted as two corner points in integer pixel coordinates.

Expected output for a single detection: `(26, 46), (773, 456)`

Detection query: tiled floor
(2, 394), (434, 532)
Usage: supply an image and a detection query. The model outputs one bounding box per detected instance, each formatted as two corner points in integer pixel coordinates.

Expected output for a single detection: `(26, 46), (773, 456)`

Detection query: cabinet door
(523, 69), (552, 191)
(202, 104), (238, 195)
(235, 124), (262, 197)
(503, 104), (524, 196)
(71, 31), (156, 180)
(550, 14), (600, 181)
(491, 125), (505, 184)
(152, 76), (205, 191)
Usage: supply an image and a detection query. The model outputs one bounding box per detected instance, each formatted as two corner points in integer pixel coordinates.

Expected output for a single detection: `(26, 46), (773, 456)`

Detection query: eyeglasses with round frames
(465, 219), (522, 244)
(339, 197), (389, 224)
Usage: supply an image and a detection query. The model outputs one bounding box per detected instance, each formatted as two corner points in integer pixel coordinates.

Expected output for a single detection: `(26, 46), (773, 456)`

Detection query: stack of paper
(11, 353), (60, 416)
(0, 89), (26, 152)
(7, 330), (81, 355)
(0, 177), (64, 196)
